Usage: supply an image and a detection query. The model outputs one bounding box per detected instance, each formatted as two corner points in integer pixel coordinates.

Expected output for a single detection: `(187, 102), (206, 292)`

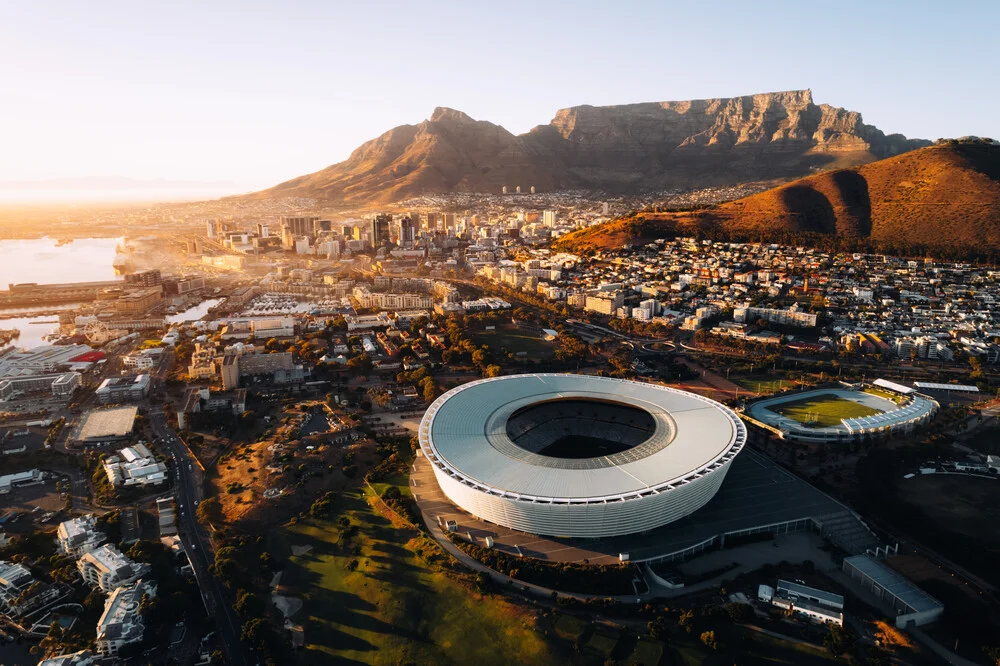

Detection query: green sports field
(771, 393), (882, 427)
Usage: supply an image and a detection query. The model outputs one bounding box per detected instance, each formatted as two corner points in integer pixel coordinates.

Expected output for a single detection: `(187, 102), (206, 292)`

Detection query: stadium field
(771, 393), (882, 428)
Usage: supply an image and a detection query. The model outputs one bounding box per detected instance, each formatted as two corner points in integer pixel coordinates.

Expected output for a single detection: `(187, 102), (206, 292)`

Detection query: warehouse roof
(843, 555), (943, 614)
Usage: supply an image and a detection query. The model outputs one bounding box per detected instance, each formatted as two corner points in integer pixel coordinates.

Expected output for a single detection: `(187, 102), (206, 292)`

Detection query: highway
(150, 411), (250, 666)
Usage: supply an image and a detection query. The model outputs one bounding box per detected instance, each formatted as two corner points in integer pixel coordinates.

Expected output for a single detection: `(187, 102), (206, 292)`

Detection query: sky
(1, 0), (997, 195)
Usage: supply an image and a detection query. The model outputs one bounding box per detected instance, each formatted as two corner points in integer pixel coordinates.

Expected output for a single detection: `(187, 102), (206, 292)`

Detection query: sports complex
(746, 382), (939, 443)
(418, 374), (746, 539)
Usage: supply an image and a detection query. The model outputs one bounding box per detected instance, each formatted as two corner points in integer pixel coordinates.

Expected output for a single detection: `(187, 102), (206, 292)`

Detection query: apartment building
(56, 514), (106, 558)
(95, 580), (156, 657)
(77, 544), (149, 592)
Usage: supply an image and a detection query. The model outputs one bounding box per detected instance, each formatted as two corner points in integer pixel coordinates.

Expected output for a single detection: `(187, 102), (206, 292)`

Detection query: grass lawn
(584, 629), (620, 658)
(864, 387), (905, 403)
(274, 488), (561, 665)
(734, 376), (797, 395)
(771, 393), (881, 427)
(552, 614), (588, 642)
(624, 638), (663, 665)
(472, 327), (556, 359)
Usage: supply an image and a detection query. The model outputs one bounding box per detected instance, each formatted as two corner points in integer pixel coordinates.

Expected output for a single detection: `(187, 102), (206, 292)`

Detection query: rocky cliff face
(254, 90), (929, 203)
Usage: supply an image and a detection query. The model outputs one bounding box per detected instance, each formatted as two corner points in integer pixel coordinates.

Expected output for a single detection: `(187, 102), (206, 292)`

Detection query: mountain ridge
(552, 141), (1000, 258)
(248, 90), (930, 203)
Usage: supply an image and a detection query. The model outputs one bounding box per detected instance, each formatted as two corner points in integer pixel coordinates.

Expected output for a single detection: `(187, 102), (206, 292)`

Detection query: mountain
(553, 141), (1000, 257)
(251, 90), (928, 204)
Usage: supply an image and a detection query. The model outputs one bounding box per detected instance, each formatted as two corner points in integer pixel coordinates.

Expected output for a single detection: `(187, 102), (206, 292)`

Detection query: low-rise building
(39, 649), (96, 666)
(0, 560), (64, 620)
(77, 544), (149, 593)
(94, 374), (150, 404)
(56, 514), (106, 558)
(178, 387), (247, 429)
(103, 443), (167, 487)
(95, 579), (156, 657)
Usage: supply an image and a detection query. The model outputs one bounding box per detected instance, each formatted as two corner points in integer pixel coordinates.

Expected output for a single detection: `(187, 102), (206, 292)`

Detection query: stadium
(746, 382), (939, 443)
(418, 374), (746, 539)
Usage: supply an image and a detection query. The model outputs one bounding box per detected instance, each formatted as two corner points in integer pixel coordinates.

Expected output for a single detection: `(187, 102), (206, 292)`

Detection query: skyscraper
(371, 213), (391, 249)
(399, 216), (416, 244)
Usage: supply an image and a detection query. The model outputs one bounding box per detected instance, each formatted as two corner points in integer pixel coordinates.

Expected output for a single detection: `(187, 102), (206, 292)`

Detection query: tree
(824, 626), (857, 657)
(483, 364), (503, 378)
(196, 497), (224, 525)
(700, 630), (717, 650)
(347, 354), (373, 377)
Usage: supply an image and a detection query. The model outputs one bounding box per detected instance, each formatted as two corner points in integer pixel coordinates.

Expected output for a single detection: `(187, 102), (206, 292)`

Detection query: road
(150, 410), (250, 666)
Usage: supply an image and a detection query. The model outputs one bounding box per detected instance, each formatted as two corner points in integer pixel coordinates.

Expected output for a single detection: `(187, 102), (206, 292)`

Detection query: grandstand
(747, 385), (938, 443)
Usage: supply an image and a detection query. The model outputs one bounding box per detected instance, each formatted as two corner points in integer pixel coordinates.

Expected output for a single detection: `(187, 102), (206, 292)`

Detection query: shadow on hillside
(781, 185), (837, 233)
(831, 169), (872, 236)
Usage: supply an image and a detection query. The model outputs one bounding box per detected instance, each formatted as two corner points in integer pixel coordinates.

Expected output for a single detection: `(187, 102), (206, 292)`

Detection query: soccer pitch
(771, 393), (882, 428)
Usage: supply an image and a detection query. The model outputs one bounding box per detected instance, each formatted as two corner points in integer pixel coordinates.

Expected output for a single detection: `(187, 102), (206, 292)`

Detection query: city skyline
(1, 0), (998, 194)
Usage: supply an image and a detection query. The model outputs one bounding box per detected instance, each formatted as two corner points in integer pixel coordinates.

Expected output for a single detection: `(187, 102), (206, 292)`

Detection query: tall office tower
(399, 216), (416, 244)
(370, 213), (392, 249)
(542, 210), (557, 228)
(256, 223), (270, 238)
(314, 219), (332, 234)
(206, 220), (217, 238)
(425, 212), (438, 231)
(442, 213), (456, 231)
(278, 216), (319, 237)
(281, 226), (295, 249)
(408, 211), (421, 229)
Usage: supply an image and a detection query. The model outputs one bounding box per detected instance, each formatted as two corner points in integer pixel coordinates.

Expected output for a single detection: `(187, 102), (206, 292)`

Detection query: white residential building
(77, 544), (149, 592)
(95, 580), (156, 657)
(56, 514), (106, 558)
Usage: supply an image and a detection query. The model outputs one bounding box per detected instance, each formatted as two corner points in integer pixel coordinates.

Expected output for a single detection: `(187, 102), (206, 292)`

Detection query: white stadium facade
(418, 374), (747, 539)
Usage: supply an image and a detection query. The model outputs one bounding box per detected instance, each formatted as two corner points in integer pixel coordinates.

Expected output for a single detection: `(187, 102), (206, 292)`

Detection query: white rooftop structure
(78, 544), (149, 592)
(96, 579), (155, 657)
(57, 514), (106, 558)
(420, 374), (745, 538)
(873, 378), (914, 395)
(913, 381), (980, 393)
(103, 443), (167, 487)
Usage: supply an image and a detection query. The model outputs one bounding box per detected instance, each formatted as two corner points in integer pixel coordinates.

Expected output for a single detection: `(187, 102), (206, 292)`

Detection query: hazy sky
(1, 0), (997, 192)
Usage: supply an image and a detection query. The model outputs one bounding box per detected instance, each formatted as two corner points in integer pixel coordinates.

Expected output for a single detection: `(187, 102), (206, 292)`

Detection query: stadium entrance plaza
(412, 449), (852, 567)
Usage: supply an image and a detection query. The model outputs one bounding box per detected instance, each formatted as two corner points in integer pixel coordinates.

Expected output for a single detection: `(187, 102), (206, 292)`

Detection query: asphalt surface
(150, 411), (251, 666)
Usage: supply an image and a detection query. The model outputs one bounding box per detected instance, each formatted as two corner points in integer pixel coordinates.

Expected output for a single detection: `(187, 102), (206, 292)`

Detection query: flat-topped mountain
(553, 141), (1000, 258)
(251, 90), (928, 203)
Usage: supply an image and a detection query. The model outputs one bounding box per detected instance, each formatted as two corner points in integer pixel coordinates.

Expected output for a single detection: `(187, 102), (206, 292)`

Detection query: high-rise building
(256, 223), (270, 238)
(442, 213), (456, 231)
(425, 212), (438, 231)
(279, 216), (319, 237)
(371, 214), (391, 249)
(542, 210), (557, 228)
(399, 216), (416, 244)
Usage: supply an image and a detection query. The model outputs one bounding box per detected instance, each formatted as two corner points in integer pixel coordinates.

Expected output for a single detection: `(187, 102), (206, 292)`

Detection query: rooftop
(76, 406), (138, 441)
(424, 374), (744, 501)
(844, 555), (943, 614)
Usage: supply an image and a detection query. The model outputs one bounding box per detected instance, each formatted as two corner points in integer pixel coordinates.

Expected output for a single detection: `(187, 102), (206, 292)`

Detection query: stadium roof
(843, 555), (943, 614)
(913, 381), (979, 393)
(873, 378), (914, 394)
(423, 374), (743, 501)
